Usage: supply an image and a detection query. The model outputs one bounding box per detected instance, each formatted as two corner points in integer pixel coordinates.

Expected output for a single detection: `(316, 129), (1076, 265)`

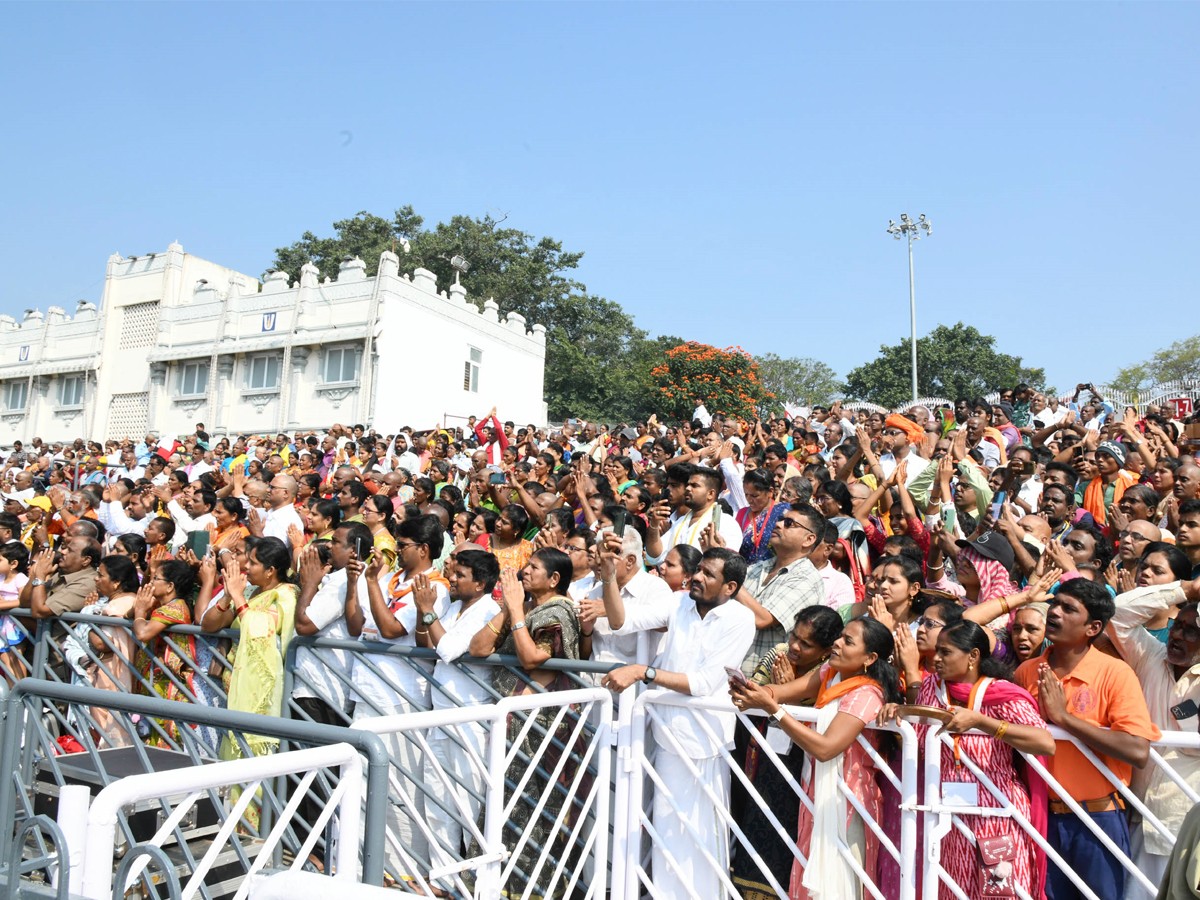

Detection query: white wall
(0, 244), (547, 443)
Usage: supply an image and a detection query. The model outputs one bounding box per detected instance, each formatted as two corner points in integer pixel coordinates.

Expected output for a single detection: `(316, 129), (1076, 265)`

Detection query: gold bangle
(487, 621), (502, 637)
(994, 721), (1010, 741)
(999, 597), (1011, 615)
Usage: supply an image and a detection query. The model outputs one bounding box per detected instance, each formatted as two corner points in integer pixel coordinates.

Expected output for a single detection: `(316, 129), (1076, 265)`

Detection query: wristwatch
(420, 612), (437, 627)
(643, 666), (657, 684)
(30, 579), (46, 588)
(771, 708), (787, 722)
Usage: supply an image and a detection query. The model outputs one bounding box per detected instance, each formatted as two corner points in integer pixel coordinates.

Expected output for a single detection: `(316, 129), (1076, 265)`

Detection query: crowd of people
(2, 382), (1200, 899)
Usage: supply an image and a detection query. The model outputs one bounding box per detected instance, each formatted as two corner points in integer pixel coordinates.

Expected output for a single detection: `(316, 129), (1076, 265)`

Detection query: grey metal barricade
(0, 680), (392, 899)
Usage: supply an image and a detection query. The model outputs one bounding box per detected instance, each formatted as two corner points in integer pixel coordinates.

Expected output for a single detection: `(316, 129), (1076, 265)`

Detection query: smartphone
(489, 472), (507, 485)
(1171, 699), (1198, 721)
(725, 666), (748, 686)
(989, 490), (1007, 521)
(186, 530), (210, 559)
(611, 507), (628, 538)
(352, 533), (372, 560)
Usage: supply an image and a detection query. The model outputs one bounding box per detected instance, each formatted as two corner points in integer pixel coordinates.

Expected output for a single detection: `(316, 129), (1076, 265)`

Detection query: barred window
(3, 381), (27, 411)
(246, 355), (281, 391)
(322, 347), (360, 384)
(179, 361), (209, 396)
(463, 346), (481, 393)
(59, 374), (85, 407)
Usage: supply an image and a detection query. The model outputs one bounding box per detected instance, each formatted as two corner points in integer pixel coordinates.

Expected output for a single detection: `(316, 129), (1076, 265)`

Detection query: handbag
(977, 833), (1018, 898)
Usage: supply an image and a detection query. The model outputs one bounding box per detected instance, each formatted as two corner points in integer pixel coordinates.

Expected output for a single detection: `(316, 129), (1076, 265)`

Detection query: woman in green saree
(202, 536), (297, 830)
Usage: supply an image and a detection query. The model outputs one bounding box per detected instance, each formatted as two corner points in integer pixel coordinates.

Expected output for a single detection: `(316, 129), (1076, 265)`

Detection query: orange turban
(884, 414), (925, 445)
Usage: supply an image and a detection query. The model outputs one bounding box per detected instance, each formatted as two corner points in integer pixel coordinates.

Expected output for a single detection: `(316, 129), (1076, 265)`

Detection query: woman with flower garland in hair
(732, 616), (902, 899)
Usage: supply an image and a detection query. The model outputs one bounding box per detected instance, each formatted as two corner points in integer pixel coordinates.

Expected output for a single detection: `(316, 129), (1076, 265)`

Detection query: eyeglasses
(1118, 531), (1151, 543)
(777, 518), (815, 536)
(396, 541), (419, 552)
(916, 617), (946, 630)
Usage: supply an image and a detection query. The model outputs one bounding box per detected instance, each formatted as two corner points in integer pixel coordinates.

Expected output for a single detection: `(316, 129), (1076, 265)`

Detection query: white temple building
(0, 243), (547, 442)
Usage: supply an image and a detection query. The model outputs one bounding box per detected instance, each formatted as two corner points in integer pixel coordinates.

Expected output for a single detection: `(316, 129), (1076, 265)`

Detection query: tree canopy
(650, 343), (775, 421)
(1110, 335), (1200, 393)
(269, 208), (686, 422)
(755, 354), (843, 407)
(844, 323), (1045, 408)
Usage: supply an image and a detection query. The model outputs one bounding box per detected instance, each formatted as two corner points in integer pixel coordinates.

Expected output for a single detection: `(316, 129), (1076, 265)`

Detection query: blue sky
(3, 2), (1197, 395)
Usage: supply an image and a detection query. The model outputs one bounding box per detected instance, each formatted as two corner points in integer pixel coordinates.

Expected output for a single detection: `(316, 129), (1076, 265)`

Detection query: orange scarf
(815, 668), (879, 709)
(1082, 471), (1137, 526)
(386, 567), (451, 614)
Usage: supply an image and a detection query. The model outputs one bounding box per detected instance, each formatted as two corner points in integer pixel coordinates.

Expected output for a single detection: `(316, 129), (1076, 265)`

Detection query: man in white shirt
(389, 432), (421, 475)
(98, 483), (154, 537)
(164, 485), (216, 550)
(292, 523), (369, 858)
(264, 475), (305, 548)
(564, 527), (598, 602)
(346, 514), (450, 884)
(414, 548), (501, 891)
(583, 527), (673, 671)
(644, 467), (744, 566)
(108, 448), (145, 484)
(600, 543), (755, 900)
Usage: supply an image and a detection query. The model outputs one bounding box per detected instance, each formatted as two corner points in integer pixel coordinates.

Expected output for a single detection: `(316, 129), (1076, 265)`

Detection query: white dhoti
(424, 721), (488, 886)
(353, 699), (429, 881)
(651, 749), (732, 899)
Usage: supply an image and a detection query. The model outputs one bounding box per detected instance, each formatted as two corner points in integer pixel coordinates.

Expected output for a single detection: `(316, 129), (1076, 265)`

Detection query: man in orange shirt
(1016, 578), (1159, 900)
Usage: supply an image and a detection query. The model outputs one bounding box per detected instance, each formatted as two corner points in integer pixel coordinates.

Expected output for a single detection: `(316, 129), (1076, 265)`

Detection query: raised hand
(412, 572), (437, 613)
(499, 569), (525, 618)
(298, 545), (327, 590)
(1037, 664), (1068, 724)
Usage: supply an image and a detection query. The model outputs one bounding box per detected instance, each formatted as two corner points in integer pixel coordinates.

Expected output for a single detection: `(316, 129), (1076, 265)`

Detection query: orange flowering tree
(650, 342), (776, 421)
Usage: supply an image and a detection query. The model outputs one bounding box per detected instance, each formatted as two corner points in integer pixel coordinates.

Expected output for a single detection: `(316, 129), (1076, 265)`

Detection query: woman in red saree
(882, 621), (1055, 899)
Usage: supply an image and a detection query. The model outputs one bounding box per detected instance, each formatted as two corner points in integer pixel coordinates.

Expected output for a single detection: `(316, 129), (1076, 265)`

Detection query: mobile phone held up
(989, 490), (1007, 522)
(186, 530), (210, 559)
(611, 507), (628, 538)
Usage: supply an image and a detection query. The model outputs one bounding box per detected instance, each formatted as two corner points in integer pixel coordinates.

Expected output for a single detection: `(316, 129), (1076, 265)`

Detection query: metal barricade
(918, 721), (1200, 900)
(0, 680), (392, 899)
(620, 689), (919, 900)
(80, 742), (364, 900)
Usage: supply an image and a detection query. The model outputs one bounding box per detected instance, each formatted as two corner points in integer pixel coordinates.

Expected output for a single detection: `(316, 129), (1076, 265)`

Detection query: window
(245, 355), (281, 391)
(59, 375), (85, 407)
(463, 346), (481, 393)
(178, 361), (209, 397)
(322, 347), (360, 384)
(3, 381), (27, 411)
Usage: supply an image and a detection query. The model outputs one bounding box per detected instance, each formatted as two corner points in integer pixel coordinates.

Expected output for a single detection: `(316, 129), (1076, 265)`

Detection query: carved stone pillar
(286, 346), (311, 430)
(147, 362), (168, 432)
(215, 355), (235, 434)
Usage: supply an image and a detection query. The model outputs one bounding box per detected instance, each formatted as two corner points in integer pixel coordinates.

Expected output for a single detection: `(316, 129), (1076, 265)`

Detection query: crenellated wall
(0, 243), (547, 442)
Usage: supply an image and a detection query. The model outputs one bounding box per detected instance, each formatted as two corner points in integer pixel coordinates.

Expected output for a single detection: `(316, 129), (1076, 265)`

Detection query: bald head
(1119, 519), (1162, 563)
(269, 473), (298, 509)
(1016, 514), (1051, 545)
(1174, 465), (1200, 501)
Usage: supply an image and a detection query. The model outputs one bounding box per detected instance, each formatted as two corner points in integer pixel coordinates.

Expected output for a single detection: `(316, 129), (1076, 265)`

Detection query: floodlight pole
(886, 214), (932, 406)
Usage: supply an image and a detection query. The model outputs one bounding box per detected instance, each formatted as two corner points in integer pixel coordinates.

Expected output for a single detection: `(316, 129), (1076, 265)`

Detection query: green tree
(755, 353), (842, 406)
(650, 343), (775, 421)
(844, 323), (1045, 408)
(1111, 335), (1200, 392)
(269, 208), (668, 423)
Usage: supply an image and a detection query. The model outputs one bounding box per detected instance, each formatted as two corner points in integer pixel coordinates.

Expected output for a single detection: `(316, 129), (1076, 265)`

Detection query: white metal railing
(920, 722), (1200, 900)
(350, 688), (612, 899)
(13, 674), (1200, 899)
(621, 689), (919, 900)
(80, 742), (364, 899)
